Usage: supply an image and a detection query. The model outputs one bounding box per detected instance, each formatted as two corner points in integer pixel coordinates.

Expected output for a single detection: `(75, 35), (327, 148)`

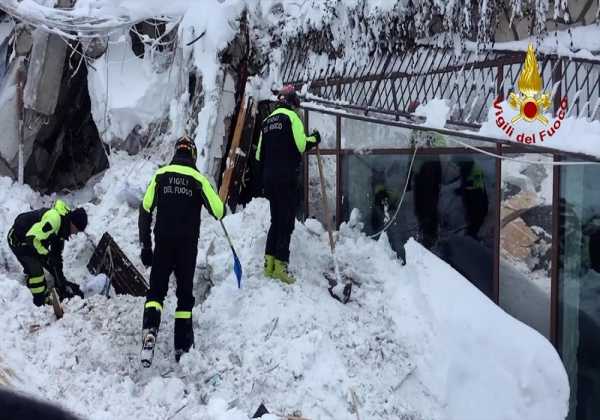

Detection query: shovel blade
(232, 248), (242, 288)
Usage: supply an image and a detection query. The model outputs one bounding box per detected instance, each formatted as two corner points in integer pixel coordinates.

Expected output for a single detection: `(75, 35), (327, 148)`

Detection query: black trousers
(413, 160), (442, 248)
(264, 177), (298, 263)
(7, 230), (50, 304)
(462, 188), (489, 238)
(143, 235), (197, 351)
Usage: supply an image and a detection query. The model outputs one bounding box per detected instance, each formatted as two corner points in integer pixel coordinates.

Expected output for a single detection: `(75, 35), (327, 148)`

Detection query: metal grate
(282, 42), (600, 126)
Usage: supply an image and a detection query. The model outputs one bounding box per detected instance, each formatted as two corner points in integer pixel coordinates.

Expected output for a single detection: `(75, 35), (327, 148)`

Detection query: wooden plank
(227, 98), (257, 208)
(219, 96), (248, 202)
(50, 287), (64, 319)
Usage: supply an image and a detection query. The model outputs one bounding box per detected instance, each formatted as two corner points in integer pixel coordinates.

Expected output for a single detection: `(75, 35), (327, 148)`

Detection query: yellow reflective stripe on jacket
(145, 301), (163, 312)
(267, 108), (316, 154)
(466, 167), (485, 190)
(30, 285), (46, 294)
(54, 199), (70, 216)
(175, 310), (192, 319)
(255, 132), (263, 161)
(142, 175), (158, 213)
(28, 275), (45, 285)
(256, 108), (316, 160)
(25, 209), (61, 256)
(143, 164), (224, 220)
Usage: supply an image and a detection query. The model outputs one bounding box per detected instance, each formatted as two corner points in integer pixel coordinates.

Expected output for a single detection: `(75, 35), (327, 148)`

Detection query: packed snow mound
(0, 152), (569, 419)
(87, 38), (182, 142)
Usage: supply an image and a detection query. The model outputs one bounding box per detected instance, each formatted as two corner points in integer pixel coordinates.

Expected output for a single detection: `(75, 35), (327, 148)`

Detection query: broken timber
(87, 232), (149, 296)
(219, 93), (258, 209)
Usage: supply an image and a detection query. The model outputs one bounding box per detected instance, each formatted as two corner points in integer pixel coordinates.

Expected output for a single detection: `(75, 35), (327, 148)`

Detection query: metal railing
(282, 42), (600, 127)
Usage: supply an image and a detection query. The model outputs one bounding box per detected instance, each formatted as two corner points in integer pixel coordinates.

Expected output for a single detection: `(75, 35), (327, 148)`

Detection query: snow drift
(0, 1), (573, 419)
(0, 151), (569, 419)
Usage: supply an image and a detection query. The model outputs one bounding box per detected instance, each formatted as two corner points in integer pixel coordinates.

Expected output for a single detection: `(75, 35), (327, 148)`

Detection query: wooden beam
(219, 96), (247, 203)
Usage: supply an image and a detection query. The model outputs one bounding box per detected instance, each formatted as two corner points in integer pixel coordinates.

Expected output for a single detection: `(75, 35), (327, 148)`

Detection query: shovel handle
(220, 220), (234, 249)
(315, 144), (336, 253)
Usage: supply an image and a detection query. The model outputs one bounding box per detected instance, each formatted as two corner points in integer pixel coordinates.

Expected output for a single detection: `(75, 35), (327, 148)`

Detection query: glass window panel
(499, 154), (553, 339)
(441, 133), (496, 149)
(341, 149), (497, 298)
(308, 154), (336, 228)
(340, 154), (411, 262)
(342, 118), (412, 149)
(559, 162), (600, 420)
(341, 117), (494, 150)
(307, 112), (336, 149)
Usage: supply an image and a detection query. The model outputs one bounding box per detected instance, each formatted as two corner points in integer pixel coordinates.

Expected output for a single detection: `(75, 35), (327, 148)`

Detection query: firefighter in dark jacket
(6, 200), (87, 306)
(255, 85), (320, 284)
(454, 158), (489, 239)
(138, 136), (224, 363)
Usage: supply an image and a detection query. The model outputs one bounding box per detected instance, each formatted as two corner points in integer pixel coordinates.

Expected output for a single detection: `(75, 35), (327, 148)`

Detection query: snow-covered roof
(1, 0), (581, 48)
(480, 24), (600, 60)
(0, 0), (188, 37)
(276, 27), (600, 160)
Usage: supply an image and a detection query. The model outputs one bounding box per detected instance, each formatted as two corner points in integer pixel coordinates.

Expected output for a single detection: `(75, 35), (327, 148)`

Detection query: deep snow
(0, 1), (576, 418)
(0, 150), (569, 420)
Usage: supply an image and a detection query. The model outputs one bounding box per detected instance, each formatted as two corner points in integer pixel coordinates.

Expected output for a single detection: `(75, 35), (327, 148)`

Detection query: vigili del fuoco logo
(493, 44), (568, 144)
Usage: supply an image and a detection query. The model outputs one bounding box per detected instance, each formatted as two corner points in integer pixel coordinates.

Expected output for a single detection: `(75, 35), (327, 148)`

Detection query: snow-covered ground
(0, 150), (569, 419)
(0, 1), (580, 418)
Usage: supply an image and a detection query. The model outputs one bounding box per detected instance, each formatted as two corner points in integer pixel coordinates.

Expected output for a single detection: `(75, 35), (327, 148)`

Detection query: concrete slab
(23, 29), (67, 116)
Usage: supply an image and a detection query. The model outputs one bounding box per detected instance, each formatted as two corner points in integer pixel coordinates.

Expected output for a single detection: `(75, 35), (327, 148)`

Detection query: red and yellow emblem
(508, 44), (552, 125)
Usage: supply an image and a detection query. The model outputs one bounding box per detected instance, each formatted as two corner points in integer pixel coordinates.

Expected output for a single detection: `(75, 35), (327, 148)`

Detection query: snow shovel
(220, 220), (243, 288)
(315, 143), (352, 304)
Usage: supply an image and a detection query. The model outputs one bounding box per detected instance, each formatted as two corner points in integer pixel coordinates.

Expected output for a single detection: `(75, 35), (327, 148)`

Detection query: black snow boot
(174, 318), (194, 362)
(142, 304), (162, 331)
(141, 305), (162, 368)
(141, 327), (158, 368)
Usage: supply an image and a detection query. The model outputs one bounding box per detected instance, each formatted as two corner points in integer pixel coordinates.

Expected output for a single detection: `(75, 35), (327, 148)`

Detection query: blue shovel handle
(220, 220), (243, 288)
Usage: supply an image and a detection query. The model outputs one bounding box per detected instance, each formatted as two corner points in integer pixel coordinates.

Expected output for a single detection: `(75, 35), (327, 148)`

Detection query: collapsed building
(0, 1), (599, 419)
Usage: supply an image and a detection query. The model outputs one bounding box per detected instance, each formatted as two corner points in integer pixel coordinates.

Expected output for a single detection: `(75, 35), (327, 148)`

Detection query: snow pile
(0, 1), (575, 418)
(414, 99), (450, 129)
(492, 25), (600, 59)
(87, 36), (183, 143)
(84, 0), (246, 178)
(0, 150), (569, 419)
(180, 0), (245, 176)
(397, 241), (565, 419)
(2, 0), (567, 65)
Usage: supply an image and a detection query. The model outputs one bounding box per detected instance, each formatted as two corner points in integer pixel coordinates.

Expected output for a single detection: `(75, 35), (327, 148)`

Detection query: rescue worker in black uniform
(413, 158), (442, 249)
(6, 200), (87, 306)
(138, 136), (224, 364)
(255, 85), (320, 284)
(454, 158), (489, 239)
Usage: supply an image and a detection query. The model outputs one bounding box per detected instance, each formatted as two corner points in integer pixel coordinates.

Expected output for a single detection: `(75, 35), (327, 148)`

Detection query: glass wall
(559, 163), (600, 420)
(299, 107), (600, 420)
(341, 117), (494, 149)
(340, 147), (497, 298)
(340, 154), (410, 262)
(306, 111), (337, 226)
(499, 154), (553, 338)
(309, 112), (336, 149)
(342, 118), (411, 148)
(308, 154), (336, 227)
